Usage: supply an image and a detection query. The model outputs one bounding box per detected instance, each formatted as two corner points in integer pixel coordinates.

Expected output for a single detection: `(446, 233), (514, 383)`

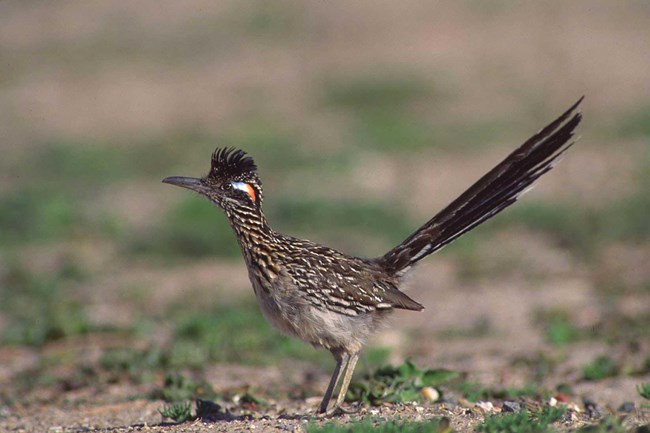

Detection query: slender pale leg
(333, 352), (359, 409)
(318, 352), (349, 414)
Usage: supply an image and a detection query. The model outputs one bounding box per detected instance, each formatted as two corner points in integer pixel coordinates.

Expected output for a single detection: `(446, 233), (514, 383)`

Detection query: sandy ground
(1, 1), (650, 432)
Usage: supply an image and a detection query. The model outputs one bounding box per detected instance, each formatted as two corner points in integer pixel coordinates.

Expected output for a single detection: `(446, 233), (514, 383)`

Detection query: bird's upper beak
(162, 176), (209, 194)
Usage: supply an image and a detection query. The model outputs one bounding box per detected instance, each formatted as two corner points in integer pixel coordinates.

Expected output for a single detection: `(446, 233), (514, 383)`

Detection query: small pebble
(475, 401), (494, 412)
(502, 401), (521, 413)
(567, 403), (581, 413)
(421, 387), (440, 402)
(549, 397), (558, 407)
(555, 393), (570, 402)
(415, 406), (424, 413)
(583, 398), (599, 418)
(618, 402), (635, 413)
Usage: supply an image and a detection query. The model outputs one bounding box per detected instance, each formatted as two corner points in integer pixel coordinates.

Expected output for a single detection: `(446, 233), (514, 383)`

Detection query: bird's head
(163, 147), (262, 211)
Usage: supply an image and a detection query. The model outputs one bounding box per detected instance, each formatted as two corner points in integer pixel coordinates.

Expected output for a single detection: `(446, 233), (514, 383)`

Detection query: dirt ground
(1, 1), (650, 432)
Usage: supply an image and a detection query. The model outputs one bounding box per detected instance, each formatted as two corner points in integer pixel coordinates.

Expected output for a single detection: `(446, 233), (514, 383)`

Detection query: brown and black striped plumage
(162, 98), (582, 415)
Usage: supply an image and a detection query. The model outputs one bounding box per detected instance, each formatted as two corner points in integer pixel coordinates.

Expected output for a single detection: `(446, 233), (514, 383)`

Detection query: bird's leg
(318, 351), (349, 414)
(333, 352), (359, 410)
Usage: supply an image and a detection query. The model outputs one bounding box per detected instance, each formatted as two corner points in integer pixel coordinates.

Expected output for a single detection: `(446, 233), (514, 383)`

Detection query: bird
(162, 97), (582, 415)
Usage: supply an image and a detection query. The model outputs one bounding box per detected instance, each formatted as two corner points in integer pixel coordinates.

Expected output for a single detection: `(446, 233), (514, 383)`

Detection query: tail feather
(378, 97), (583, 276)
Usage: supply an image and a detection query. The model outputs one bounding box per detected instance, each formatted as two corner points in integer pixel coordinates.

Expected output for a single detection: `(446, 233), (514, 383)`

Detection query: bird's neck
(225, 204), (276, 252)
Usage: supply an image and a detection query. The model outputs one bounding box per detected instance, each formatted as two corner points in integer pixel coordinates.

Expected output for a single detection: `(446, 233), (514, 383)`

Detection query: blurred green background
(0, 0), (649, 411)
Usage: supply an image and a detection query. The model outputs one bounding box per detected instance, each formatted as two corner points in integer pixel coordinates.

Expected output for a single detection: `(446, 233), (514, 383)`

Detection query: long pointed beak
(162, 176), (206, 193)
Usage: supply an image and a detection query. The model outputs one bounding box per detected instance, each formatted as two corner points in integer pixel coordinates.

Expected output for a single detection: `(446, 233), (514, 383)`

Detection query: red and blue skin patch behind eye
(232, 181), (256, 202)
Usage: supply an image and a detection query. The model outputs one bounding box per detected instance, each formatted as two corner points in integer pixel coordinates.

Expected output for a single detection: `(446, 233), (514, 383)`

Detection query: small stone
(415, 406), (424, 413)
(475, 401), (494, 412)
(618, 402), (635, 413)
(555, 393), (570, 402)
(583, 398), (599, 418)
(502, 401), (521, 413)
(549, 397), (558, 407)
(567, 403), (581, 413)
(421, 387), (440, 402)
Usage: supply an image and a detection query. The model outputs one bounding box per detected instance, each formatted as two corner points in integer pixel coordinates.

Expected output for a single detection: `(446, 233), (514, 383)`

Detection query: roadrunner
(163, 98), (582, 414)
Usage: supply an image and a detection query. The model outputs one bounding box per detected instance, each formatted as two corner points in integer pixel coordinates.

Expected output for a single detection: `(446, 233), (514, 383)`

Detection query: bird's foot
(317, 404), (358, 418)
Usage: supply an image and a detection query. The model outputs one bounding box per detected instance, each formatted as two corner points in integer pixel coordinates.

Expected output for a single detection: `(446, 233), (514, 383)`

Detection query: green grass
(534, 309), (582, 346)
(158, 401), (193, 423)
(455, 382), (542, 403)
(0, 190), (83, 246)
(307, 418), (452, 433)
(346, 360), (459, 406)
(637, 383), (650, 400)
(99, 346), (165, 384)
(130, 196), (241, 258)
(0, 261), (93, 346)
(582, 356), (619, 381)
(575, 416), (628, 433)
(154, 372), (217, 403)
(476, 406), (566, 433)
(101, 299), (324, 376)
(168, 300), (321, 366)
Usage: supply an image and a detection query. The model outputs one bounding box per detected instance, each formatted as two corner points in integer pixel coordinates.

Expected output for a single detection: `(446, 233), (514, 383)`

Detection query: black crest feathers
(210, 147), (258, 181)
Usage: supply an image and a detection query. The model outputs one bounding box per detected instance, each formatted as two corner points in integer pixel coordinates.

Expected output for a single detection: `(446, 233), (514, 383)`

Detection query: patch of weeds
(363, 347), (390, 367)
(545, 317), (581, 346)
(575, 416), (627, 433)
(477, 406), (566, 433)
(0, 185), (126, 248)
(25, 137), (194, 187)
(346, 360), (460, 405)
(512, 353), (559, 383)
(130, 196), (240, 258)
(307, 417), (452, 433)
(29, 141), (127, 185)
(534, 309), (582, 346)
(0, 263), (93, 346)
(100, 346), (166, 384)
(159, 401), (193, 423)
(154, 372), (217, 403)
(168, 300), (322, 366)
(582, 356), (619, 381)
(0, 189), (82, 246)
(455, 382), (542, 403)
(638, 383), (650, 400)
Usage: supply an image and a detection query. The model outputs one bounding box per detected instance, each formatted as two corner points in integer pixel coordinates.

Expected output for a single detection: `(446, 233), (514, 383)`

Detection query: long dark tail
(378, 97), (583, 276)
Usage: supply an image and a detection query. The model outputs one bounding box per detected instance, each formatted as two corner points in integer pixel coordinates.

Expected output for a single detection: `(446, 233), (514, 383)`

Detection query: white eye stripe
(231, 181), (257, 202)
(231, 181), (249, 193)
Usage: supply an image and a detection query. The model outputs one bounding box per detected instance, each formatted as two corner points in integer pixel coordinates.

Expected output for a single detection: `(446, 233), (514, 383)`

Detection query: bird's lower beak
(162, 176), (207, 193)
